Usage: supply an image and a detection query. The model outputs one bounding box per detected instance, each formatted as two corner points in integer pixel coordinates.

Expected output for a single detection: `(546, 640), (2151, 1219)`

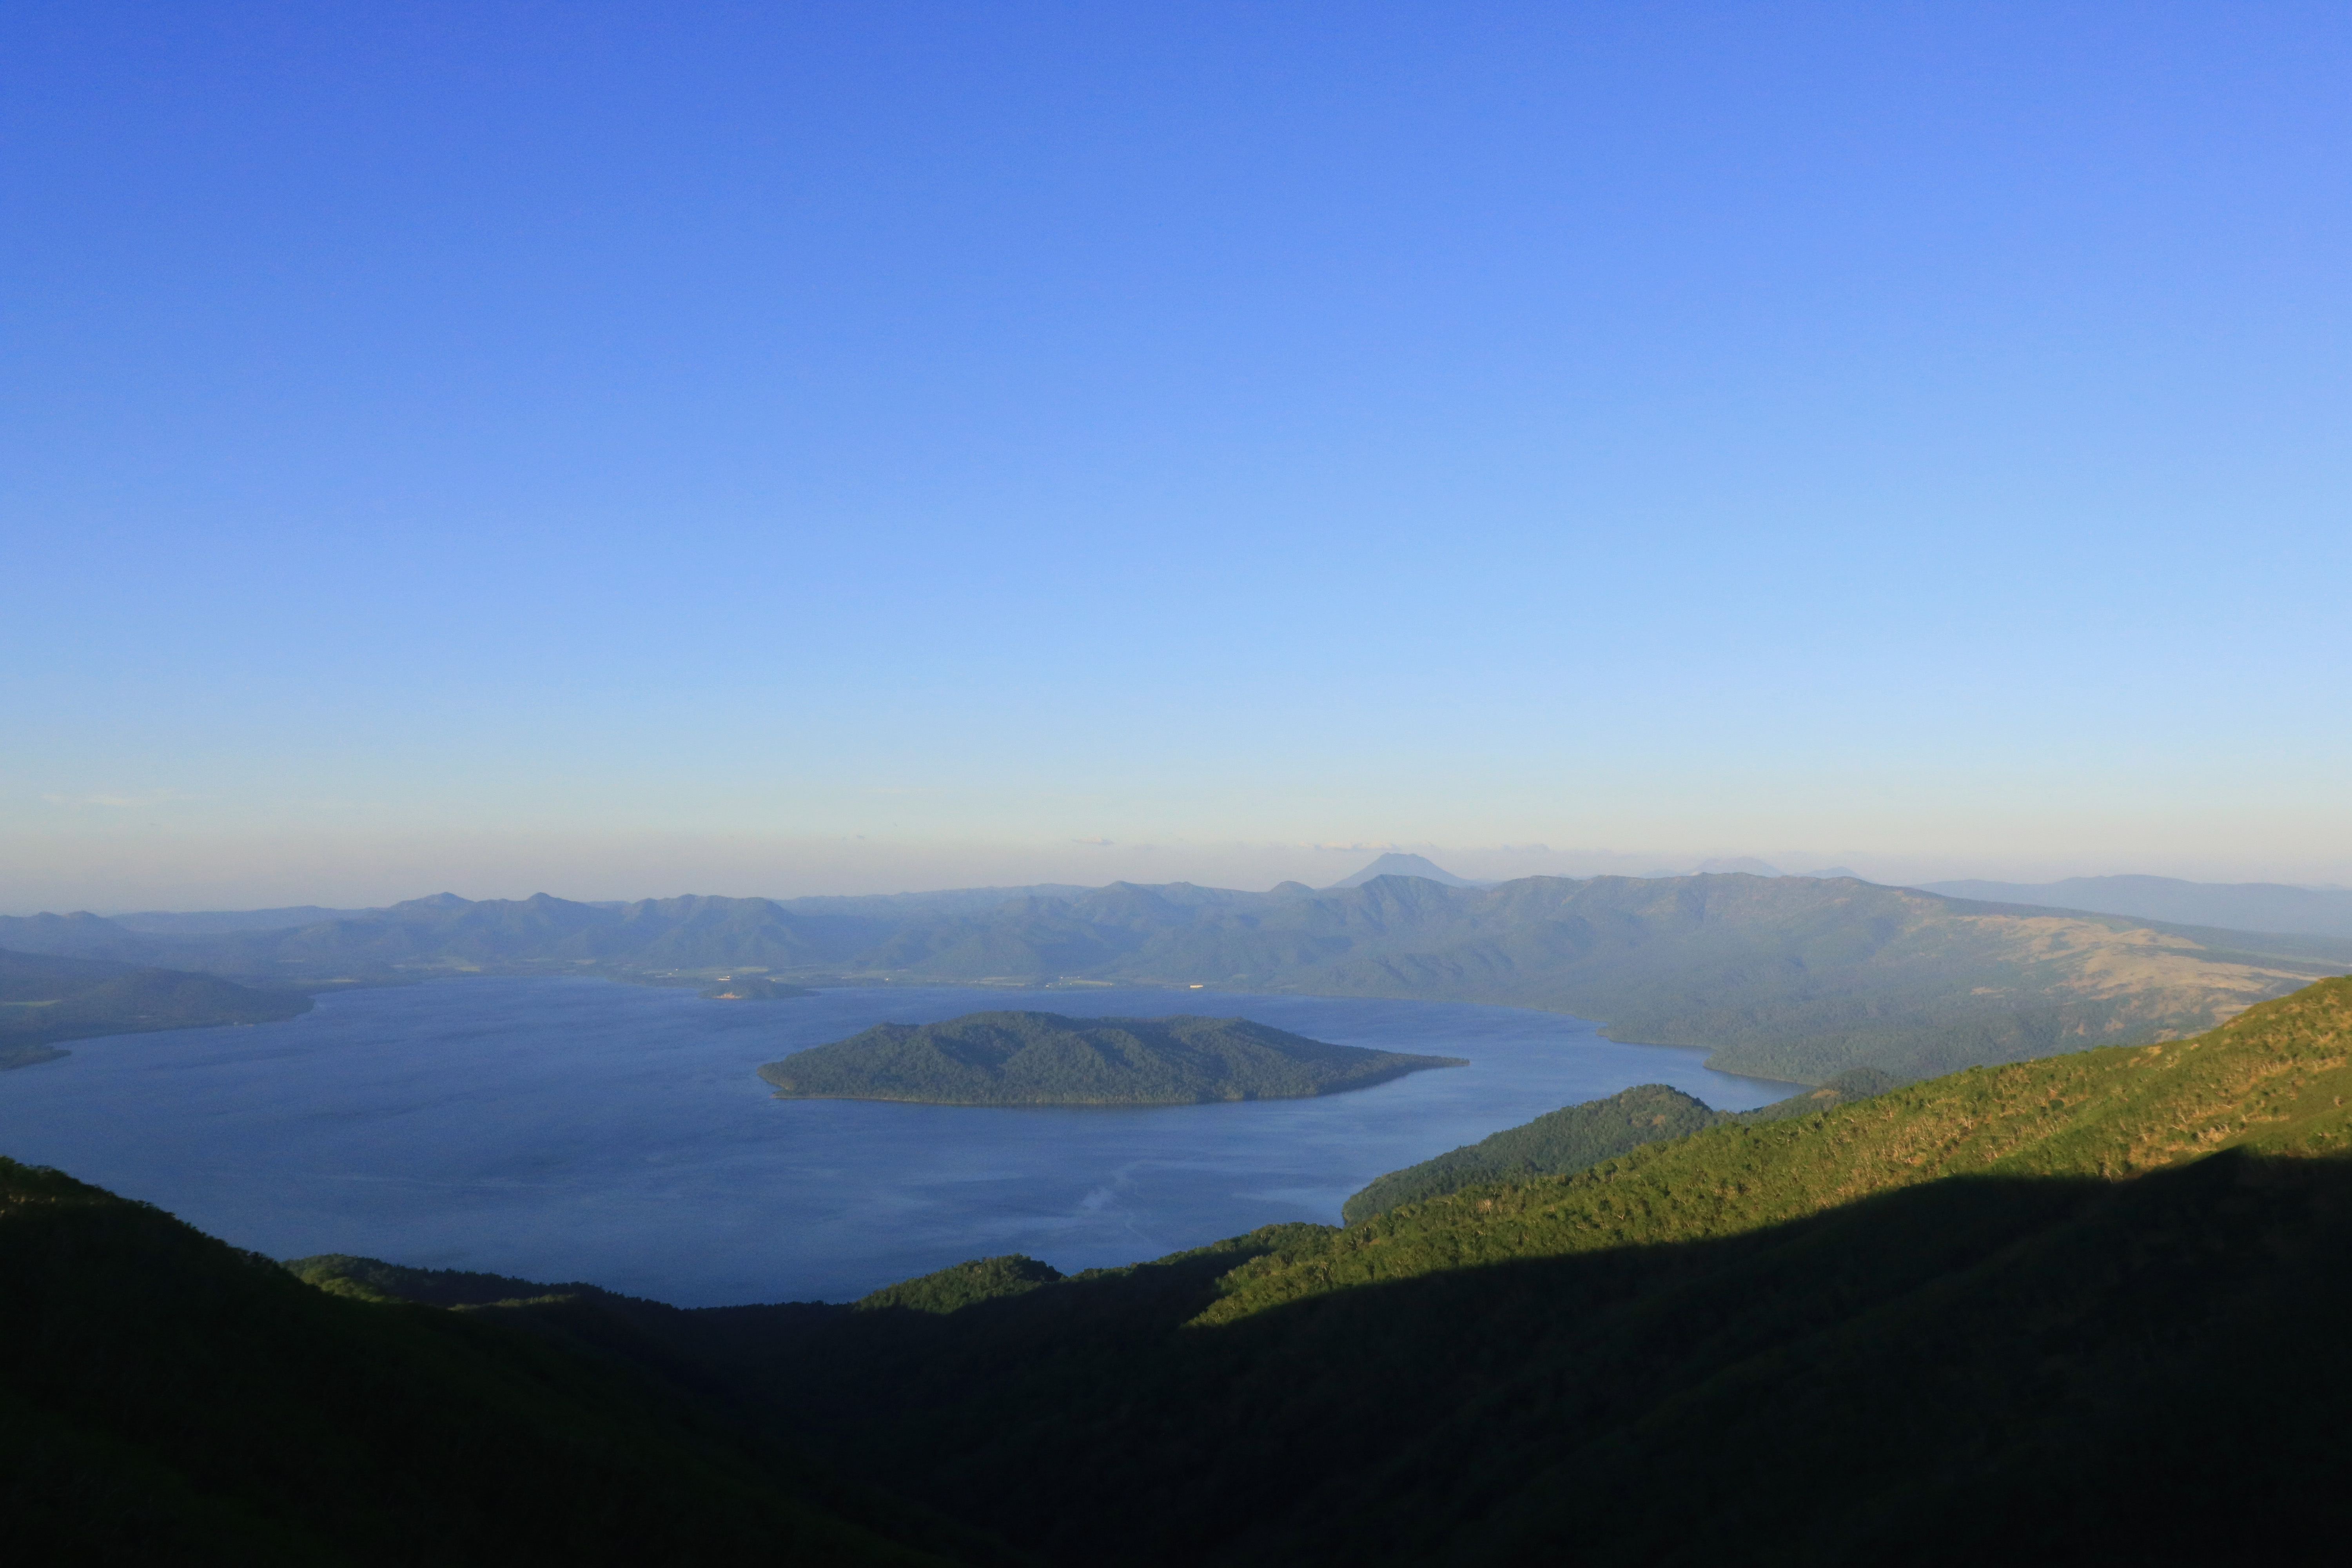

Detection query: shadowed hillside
(0, 1161), (998, 1566)
(707, 975), (2352, 1565)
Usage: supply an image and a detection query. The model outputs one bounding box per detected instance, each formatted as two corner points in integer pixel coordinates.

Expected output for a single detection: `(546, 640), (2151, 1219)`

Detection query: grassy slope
(0, 1161), (983, 1568)
(737, 977), (2352, 1566)
(759, 1011), (1463, 1105)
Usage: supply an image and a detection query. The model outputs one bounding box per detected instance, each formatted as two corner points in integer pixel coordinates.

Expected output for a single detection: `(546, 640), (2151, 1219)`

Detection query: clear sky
(5, 3), (2349, 910)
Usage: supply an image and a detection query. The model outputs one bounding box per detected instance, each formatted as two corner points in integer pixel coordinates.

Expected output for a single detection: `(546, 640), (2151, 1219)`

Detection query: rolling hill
(1336, 1067), (1898, 1223)
(0, 948), (312, 1069)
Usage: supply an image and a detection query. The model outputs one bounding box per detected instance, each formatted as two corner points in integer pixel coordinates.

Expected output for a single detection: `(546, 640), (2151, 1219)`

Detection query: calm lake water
(0, 978), (1797, 1305)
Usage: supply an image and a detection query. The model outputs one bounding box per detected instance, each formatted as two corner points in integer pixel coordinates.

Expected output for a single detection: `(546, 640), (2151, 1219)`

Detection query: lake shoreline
(0, 976), (1805, 1305)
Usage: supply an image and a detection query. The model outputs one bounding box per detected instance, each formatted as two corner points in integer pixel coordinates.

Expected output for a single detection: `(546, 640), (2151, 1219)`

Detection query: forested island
(757, 1010), (1465, 1105)
(698, 975), (812, 1000)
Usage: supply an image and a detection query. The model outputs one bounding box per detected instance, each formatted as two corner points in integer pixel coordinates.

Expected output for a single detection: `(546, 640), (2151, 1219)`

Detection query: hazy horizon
(10, 837), (2352, 920)
(7, 6), (2347, 918)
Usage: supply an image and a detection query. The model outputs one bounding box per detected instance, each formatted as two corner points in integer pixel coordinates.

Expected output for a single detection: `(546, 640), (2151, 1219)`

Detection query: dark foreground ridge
(758, 1009), (1466, 1104)
(11, 976), (2352, 1562)
(0, 1163), (1005, 1567)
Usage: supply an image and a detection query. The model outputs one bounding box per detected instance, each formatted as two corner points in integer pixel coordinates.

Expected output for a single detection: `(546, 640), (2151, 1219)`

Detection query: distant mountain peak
(1328, 853), (1479, 890)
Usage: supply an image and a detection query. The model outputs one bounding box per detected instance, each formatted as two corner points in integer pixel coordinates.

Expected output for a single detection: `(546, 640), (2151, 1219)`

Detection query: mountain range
(8, 869), (2350, 1083)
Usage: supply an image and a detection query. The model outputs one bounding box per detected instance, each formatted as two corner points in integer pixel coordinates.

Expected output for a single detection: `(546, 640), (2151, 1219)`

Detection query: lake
(0, 977), (1799, 1305)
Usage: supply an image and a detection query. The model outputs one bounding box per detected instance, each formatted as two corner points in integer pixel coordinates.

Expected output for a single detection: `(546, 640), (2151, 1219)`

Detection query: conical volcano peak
(1327, 853), (1480, 890)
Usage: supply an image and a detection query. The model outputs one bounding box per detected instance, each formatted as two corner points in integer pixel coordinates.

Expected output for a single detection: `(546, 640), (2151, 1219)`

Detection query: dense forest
(8, 872), (2347, 1082)
(16, 976), (2350, 1561)
(759, 1010), (1463, 1104)
(1341, 1067), (1897, 1221)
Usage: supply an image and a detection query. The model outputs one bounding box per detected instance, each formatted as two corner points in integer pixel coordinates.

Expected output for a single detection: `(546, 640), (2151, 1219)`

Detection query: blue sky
(5, 3), (2348, 908)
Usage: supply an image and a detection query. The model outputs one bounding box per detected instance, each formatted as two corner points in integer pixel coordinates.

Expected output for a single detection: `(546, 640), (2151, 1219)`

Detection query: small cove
(0, 976), (1798, 1305)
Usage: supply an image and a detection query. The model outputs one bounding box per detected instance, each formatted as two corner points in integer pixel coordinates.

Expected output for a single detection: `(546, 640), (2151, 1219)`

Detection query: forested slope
(718, 976), (2352, 1565)
(1336, 1068), (1898, 1222)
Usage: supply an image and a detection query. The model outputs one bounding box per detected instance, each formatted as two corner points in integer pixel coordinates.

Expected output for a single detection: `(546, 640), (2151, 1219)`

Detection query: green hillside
(0, 1161), (988, 1566)
(853, 1255), (1066, 1314)
(758, 1011), (1465, 1105)
(1339, 1083), (1722, 1223)
(1340, 1068), (1899, 1223)
(718, 976), (2352, 1565)
(0, 948), (312, 1069)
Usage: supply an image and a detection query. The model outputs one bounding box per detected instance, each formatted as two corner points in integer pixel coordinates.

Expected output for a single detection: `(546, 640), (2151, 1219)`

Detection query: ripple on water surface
(0, 977), (1798, 1305)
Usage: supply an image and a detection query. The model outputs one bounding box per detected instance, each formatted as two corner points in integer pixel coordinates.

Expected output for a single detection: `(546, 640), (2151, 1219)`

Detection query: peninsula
(757, 1010), (1466, 1105)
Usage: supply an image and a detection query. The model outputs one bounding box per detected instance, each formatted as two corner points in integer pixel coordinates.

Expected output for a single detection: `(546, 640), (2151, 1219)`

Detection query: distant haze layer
(5, 834), (2350, 918)
(1918, 876), (2352, 942)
